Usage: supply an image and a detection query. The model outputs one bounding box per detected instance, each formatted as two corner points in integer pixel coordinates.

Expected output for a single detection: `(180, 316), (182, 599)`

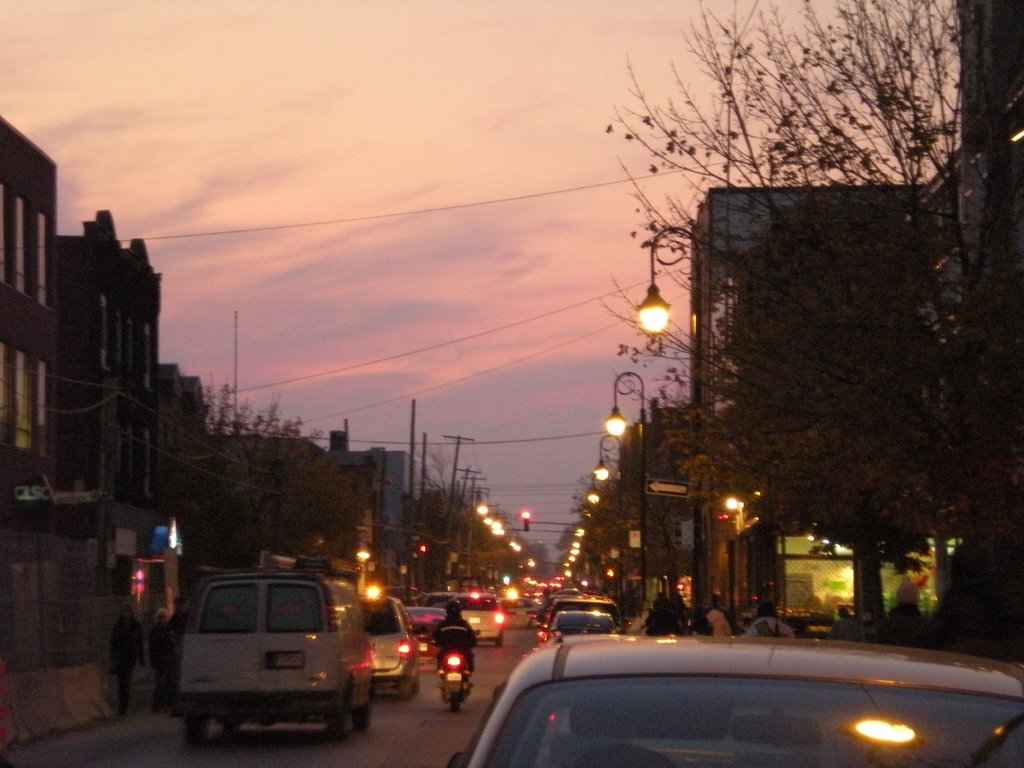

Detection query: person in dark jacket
(109, 602), (145, 715)
(876, 580), (928, 647)
(148, 608), (178, 713)
(644, 596), (684, 636)
(434, 598), (477, 671)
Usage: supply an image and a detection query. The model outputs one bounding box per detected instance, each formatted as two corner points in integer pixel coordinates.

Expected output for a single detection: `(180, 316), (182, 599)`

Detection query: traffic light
(520, 509), (531, 532)
(418, 542), (428, 553)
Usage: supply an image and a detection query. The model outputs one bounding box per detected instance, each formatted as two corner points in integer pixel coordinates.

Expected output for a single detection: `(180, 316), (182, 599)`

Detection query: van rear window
(201, 584), (258, 633)
(268, 584), (323, 632)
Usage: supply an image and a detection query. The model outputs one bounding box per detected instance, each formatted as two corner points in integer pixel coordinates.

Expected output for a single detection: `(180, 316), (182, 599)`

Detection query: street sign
(646, 478), (689, 497)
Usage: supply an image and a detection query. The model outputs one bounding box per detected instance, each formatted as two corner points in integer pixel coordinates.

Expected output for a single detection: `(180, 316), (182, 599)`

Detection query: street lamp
(593, 435), (620, 482)
(637, 226), (689, 333)
(606, 371), (649, 602)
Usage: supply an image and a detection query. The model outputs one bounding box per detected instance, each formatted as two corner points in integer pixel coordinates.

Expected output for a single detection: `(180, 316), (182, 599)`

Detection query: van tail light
(495, 612), (505, 625)
(398, 641), (412, 656)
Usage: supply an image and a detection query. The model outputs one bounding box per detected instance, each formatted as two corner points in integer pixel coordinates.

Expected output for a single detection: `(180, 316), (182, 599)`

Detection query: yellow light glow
(605, 406), (627, 436)
(594, 464), (610, 481)
(1012, 127), (1024, 142)
(638, 283), (671, 333)
(364, 585), (381, 599)
(854, 719), (916, 744)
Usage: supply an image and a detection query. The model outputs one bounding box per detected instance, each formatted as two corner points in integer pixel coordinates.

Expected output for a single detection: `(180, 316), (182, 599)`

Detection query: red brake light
(398, 641), (412, 655)
(495, 612), (505, 624)
(445, 654), (463, 668)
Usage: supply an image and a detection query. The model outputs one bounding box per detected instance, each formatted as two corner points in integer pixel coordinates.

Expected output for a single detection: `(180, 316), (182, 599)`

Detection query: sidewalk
(5, 665), (156, 747)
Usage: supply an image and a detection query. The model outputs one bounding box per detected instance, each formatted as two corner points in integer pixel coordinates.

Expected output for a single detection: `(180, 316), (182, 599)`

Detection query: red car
(406, 605), (447, 655)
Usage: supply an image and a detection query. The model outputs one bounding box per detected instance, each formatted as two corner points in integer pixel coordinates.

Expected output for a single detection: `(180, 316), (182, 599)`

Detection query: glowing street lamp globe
(637, 283), (671, 333)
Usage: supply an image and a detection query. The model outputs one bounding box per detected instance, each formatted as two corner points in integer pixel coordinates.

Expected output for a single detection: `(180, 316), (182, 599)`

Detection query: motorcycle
(438, 651), (473, 712)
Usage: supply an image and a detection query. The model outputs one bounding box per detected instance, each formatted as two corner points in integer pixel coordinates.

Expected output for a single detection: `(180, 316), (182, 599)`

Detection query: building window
(126, 317), (134, 373)
(143, 428), (152, 497)
(14, 349), (33, 450)
(114, 311), (122, 370)
(99, 294), (109, 369)
(14, 196), (25, 293)
(0, 341), (9, 444)
(143, 323), (152, 389)
(0, 183), (6, 281)
(36, 212), (47, 306)
(36, 359), (47, 455)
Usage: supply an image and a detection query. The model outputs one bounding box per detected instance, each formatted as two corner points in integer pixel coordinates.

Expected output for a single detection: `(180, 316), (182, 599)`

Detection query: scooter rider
(434, 598), (477, 672)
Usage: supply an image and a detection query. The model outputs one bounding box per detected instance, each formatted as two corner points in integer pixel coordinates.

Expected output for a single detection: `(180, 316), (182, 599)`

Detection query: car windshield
(362, 602), (400, 635)
(553, 613), (615, 635)
(458, 596), (498, 611)
(484, 676), (1024, 768)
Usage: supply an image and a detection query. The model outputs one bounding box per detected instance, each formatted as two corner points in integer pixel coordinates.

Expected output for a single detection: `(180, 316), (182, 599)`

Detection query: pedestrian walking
(167, 595), (191, 703)
(109, 602), (144, 715)
(828, 606), (863, 641)
(644, 596), (684, 636)
(702, 593), (734, 636)
(743, 601), (795, 638)
(148, 608), (177, 713)
(876, 580), (927, 647)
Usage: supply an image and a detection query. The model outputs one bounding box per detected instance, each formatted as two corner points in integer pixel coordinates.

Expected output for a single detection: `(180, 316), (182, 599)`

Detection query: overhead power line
(133, 169), (683, 243)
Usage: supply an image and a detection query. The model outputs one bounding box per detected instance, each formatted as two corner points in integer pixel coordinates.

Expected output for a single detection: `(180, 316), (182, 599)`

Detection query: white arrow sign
(646, 479), (689, 497)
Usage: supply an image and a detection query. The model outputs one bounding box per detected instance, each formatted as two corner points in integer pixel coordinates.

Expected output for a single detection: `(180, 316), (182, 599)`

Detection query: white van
(174, 569), (374, 742)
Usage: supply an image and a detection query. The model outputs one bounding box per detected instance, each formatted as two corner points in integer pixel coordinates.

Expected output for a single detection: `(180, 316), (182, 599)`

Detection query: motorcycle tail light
(445, 654), (463, 668)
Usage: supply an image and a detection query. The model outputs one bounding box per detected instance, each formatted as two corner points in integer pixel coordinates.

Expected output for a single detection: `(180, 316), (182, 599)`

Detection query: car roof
(551, 594), (615, 604)
(507, 637), (1024, 698)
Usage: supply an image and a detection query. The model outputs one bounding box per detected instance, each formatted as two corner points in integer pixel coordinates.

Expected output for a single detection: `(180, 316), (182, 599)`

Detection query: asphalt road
(7, 626), (538, 768)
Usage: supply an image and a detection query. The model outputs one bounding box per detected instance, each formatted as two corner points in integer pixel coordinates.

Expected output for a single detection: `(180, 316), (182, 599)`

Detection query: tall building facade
(56, 211), (165, 595)
(0, 116), (57, 529)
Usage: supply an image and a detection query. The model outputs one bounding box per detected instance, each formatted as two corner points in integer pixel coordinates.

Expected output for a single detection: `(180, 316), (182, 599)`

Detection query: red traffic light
(520, 509), (532, 532)
(418, 543), (428, 553)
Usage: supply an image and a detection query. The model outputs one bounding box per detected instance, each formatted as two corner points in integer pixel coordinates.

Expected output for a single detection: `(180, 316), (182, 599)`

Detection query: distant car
(360, 595), (420, 700)
(447, 637), (1024, 768)
(454, 593), (505, 646)
(501, 597), (542, 629)
(537, 610), (619, 647)
(423, 591), (459, 608)
(406, 605), (447, 655)
(536, 595), (622, 642)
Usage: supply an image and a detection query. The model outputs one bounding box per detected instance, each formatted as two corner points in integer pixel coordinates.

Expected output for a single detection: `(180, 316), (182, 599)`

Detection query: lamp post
(635, 225), (708, 610)
(593, 435), (620, 483)
(606, 372), (648, 603)
(637, 226), (689, 333)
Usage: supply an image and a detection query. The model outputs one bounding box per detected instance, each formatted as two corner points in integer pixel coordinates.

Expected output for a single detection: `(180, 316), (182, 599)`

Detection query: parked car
(454, 592), (506, 646)
(536, 610), (619, 648)
(406, 605), (447, 655)
(447, 636), (1024, 768)
(361, 595), (420, 699)
(174, 569), (374, 742)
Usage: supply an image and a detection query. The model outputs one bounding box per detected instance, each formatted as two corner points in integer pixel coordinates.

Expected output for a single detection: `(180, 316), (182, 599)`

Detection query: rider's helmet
(446, 598), (463, 619)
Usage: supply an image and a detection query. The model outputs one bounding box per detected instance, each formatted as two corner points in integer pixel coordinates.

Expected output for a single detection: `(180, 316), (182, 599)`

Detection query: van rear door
(263, 580), (337, 690)
(183, 581), (263, 693)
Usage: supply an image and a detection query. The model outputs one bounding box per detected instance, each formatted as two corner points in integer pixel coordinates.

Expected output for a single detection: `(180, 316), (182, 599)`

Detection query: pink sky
(4, 1), (812, 555)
